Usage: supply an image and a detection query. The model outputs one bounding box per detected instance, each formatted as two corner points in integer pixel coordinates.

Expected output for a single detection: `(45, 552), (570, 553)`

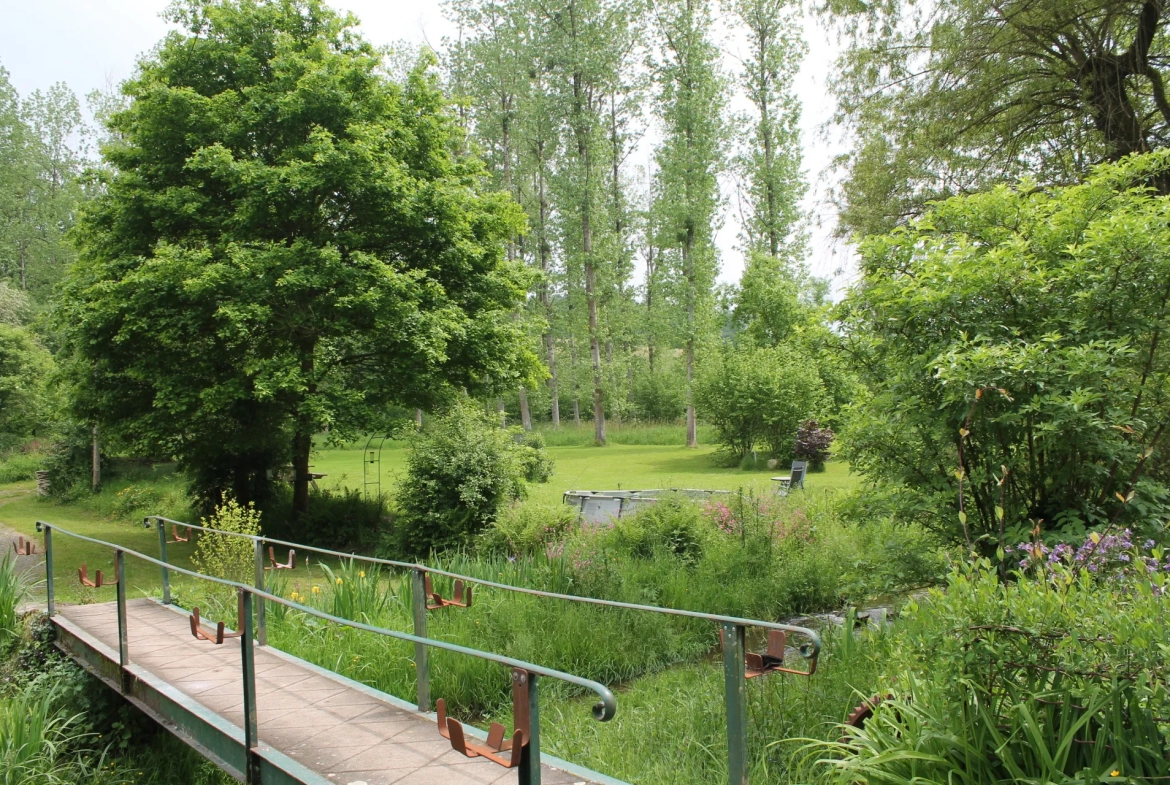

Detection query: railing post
(116, 549), (130, 693)
(39, 523), (54, 616)
(518, 671), (541, 785)
(411, 568), (430, 712)
(154, 518), (171, 605)
(253, 539), (266, 646)
(239, 588), (261, 784)
(722, 622), (748, 785)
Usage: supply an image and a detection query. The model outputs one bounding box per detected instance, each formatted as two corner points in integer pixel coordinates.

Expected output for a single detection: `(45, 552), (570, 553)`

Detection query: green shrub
(841, 152), (1170, 545)
(608, 496), (711, 562)
(191, 498), (261, 584)
(479, 501), (578, 556)
(695, 345), (826, 461)
(393, 401), (554, 557)
(0, 684), (86, 785)
(264, 486), (385, 551)
(42, 423), (97, 500)
(0, 449), (45, 483)
(814, 555), (1170, 783)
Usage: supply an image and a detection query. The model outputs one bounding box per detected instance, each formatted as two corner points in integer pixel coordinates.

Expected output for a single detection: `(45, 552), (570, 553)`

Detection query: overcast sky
(0, 0), (854, 289)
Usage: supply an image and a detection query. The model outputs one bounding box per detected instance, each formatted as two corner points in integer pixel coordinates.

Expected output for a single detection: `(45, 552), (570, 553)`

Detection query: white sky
(0, 0), (855, 290)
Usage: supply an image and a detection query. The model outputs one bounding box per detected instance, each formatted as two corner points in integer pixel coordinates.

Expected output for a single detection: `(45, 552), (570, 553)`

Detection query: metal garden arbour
(36, 520), (617, 785)
(144, 514), (823, 785)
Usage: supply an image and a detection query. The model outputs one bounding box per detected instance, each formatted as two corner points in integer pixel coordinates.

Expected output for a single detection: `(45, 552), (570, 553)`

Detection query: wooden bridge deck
(53, 599), (609, 785)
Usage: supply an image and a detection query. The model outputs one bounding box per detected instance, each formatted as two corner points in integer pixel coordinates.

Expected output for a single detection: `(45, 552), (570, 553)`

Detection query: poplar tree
(650, 0), (726, 447)
(728, 0), (805, 260)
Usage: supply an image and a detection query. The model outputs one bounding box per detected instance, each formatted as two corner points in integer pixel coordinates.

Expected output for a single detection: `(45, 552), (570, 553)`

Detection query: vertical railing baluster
(116, 549), (129, 693)
(240, 588), (260, 784)
(155, 518), (171, 605)
(40, 523), (54, 616)
(252, 539), (266, 646)
(722, 622), (748, 785)
(412, 568), (430, 712)
(518, 672), (542, 785)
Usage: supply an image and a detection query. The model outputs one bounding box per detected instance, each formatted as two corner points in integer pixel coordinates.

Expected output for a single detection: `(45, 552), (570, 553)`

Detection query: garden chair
(771, 460), (807, 496)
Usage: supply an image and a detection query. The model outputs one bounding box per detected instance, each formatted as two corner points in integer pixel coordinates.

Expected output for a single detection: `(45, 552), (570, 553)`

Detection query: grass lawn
(313, 439), (859, 505)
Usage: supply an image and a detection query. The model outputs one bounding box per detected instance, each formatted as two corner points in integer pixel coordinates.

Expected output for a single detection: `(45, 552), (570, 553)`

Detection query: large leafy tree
(650, 0), (727, 447)
(60, 0), (535, 512)
(840, 152), (1170, 548)
(825, 0), (1170, 237)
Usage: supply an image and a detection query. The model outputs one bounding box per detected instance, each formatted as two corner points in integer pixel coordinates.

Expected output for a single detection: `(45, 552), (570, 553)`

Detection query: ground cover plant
(811, 534), (1170, 784)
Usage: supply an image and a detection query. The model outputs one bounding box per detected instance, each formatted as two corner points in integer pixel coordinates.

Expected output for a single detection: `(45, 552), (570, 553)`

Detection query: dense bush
(264, 486), (385, 551)
(695, 344), (826, 460)
(479, 501), (578, 556)
(817, 547), (1170, 783)
(392, 401), (555, 557)
(629, 368), (686, 422)
(841, 152), (1170, 546)
(0, 324), (55, 442)
(42, 423), (97, 500)
(794, 419), (834, 471)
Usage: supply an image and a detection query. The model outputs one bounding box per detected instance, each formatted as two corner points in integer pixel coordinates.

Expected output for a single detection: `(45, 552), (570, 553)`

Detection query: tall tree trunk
(518, 386), (532, 430)
(574, 73), (606, 446)
(91, 423), (100, 492)
(497, 399), (507, 427)
(292, 346), (316, 515)
(415, 408), (423, 429)
(685, 229), (697, 448)
(537, 140), (560, 426)
(646, 244), (656, 373)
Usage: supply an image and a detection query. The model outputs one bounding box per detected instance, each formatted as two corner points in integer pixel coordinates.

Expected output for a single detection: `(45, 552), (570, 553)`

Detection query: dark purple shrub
(794, 419), (834, 471)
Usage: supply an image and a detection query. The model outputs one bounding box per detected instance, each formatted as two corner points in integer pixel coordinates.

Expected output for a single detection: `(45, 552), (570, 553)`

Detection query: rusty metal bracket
(424, 572), (472, 610)
(437, 667), (530, 768)
(264, 546), (296, 571)
(78, 562), (118, 588)
(12, 536), (37, 556)
(190, 594), (246, 645)
(167, 524), (192, 544)
(722, 628), (819, 678)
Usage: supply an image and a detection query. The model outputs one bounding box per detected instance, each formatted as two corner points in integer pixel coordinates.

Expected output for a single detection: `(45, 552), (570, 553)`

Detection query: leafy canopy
(59, 0), (536, 507)
(841, 151), (1170, 546)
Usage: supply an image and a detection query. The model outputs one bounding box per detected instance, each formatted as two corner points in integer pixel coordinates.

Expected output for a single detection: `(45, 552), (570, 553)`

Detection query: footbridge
(29, 517), (821, 785)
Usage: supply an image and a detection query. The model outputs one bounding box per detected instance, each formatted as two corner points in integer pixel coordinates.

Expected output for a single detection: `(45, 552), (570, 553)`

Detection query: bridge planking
(54, 599), (603, 785)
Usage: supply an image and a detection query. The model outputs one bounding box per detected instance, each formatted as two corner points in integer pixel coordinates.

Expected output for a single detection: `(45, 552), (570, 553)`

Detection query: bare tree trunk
(91, 423), (100, 492)
(646, 244), (656, 373)
(415, 408), (423, 429)
(292, 426), (312, 514)
(570, 328), (582, 426)
(497, 399), (507, 428)
(518, 386), (532, 430)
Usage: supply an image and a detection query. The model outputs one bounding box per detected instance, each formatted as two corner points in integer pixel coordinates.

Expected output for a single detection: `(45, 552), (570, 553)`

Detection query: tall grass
(0, 553), (30, 647)
(0, 685), (88, 785)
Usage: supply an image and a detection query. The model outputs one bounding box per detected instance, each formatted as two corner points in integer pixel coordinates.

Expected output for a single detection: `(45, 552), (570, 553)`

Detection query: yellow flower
(359, 571), (366, 578)
(312, 585), (321, 594)
(1112, 772), (1121, 778)
(336, 578), (343, 585)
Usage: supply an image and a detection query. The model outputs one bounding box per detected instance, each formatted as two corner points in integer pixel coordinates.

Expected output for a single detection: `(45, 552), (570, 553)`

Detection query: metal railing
(37, 520), (616, 785)
(145, 514), (822, 785)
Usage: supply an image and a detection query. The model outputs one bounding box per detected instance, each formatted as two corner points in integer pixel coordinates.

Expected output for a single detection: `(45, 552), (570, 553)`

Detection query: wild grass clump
(808, 544), (1170, 784)
(0, 553), (30, 648)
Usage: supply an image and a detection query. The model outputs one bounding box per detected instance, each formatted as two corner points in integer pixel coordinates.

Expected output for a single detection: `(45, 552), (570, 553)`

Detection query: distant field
(313, 428), (859, 505)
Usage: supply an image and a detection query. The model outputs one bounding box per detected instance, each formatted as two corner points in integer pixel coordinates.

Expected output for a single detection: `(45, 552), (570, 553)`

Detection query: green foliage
(842, 152), (1170, 546)
(479, 501), (578, 556)
(0, 554), (29, 649)
(629, 367), (686, 422)
(695, 344), (826, 460)
(0, 683), (87, 785)
(822, 0), (1170, 237)
(393, 401), (554, 556)
(42, 423), (96, 500)
(0, 324), (54, 440)
(191, 498), (260, 585)
(0, 447), (45, 483)
(608, 495), (710, 562)
(264, 486), (385, 551)
(813, 560), (1170, 783)
(0, 67), (85, 301)
(58, 0), (536, 511)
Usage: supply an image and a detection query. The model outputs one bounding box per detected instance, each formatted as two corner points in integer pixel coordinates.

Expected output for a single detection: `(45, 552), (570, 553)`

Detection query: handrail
(38, 520), (616, 721)
(144, 515), (822, 660)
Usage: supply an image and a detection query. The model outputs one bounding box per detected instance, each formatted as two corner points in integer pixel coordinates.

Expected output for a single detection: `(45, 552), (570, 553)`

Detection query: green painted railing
(38, 520), (616, 785)
(145, 515), (823, 785)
